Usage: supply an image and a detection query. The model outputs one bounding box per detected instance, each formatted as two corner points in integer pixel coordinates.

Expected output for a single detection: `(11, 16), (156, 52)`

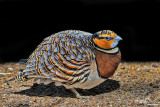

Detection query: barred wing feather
(25, 30), (95, 85)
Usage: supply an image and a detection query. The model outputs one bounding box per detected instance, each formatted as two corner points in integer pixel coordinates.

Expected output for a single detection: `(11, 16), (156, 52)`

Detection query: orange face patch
(93, 38), (114, 49)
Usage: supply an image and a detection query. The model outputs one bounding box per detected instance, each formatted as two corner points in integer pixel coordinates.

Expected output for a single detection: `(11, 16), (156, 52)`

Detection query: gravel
(0, 62), (160, 106)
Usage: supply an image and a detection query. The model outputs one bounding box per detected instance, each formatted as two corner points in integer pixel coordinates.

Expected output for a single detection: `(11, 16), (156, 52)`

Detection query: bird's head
(92, 30), (122, 54)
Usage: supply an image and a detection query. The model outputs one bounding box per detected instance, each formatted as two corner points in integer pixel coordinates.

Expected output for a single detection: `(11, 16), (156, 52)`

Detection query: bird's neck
(94, 46), (119, 54)
(95, 49), (121, 78)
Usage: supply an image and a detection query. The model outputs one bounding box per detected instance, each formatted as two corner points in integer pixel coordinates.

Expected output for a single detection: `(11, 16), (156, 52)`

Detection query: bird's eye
(105, 37), (111, 40)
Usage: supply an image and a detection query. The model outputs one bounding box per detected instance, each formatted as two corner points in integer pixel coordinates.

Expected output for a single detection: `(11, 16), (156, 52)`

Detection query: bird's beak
(115, 35), (123, 41)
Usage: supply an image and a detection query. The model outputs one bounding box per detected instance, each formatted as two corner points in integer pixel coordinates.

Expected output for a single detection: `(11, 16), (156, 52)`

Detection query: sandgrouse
(5, 30), (122, 98)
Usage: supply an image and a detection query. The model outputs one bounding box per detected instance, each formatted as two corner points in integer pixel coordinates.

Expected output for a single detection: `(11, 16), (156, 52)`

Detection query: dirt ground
(0, 62), (160, 107)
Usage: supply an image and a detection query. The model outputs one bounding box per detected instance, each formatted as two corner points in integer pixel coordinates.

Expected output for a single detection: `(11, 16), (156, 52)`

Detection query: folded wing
(25, 30), (95, 85)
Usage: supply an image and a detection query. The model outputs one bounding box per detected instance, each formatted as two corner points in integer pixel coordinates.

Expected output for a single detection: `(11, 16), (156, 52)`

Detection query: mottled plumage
(5, 30), (122, 98)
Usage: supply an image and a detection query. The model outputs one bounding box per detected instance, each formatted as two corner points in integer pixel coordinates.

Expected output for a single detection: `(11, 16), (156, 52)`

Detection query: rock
(8, 68), (13, 71)
(151, 64), (159, 68)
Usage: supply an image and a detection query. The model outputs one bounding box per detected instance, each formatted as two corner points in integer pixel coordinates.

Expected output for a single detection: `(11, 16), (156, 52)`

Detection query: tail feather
(4, 70), (28, 85)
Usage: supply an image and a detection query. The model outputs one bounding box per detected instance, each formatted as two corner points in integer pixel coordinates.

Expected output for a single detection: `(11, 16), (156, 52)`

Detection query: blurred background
(0, 0), (160, 63)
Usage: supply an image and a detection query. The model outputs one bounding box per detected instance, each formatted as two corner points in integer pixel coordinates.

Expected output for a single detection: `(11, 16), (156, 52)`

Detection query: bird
(4, 30), (122, 99)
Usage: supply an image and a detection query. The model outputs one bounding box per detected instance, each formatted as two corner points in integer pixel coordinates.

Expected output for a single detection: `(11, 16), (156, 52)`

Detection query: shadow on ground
(14, 79), (120, 98)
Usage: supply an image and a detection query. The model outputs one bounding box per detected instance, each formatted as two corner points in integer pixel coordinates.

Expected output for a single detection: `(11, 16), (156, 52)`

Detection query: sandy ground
(0, 62), (160, 107)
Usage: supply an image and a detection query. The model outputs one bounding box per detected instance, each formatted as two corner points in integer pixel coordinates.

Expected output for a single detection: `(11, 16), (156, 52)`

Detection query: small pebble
(151, 64), (159, 68)
(156, 79), (160, 83)
(149, 83), (153, 86)
(8, 68), (13, 71)
(143, 69), (150, 72)
(120, 66), (125, 69)
(137, 68), (141, 71)
(16, 63), (19, 66)
(153, 85), (159, 88)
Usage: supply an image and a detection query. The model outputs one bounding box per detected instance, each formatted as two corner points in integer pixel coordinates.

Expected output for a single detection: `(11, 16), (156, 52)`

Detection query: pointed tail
(4, 69), (28, 85)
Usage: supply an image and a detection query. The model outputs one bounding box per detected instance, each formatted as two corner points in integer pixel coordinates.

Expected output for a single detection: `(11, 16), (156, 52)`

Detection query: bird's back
(23, 30), (95, 85)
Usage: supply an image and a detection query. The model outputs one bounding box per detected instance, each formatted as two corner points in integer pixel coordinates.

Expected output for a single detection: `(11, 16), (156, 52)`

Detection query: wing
(24, 30), (95, 85)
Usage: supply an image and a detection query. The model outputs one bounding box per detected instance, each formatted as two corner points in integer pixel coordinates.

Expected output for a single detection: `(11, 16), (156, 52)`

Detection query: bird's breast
(95, 50), (121, 78)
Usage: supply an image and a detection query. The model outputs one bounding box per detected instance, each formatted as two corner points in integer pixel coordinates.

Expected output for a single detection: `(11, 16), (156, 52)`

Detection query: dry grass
(0, 62), (160, 106)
